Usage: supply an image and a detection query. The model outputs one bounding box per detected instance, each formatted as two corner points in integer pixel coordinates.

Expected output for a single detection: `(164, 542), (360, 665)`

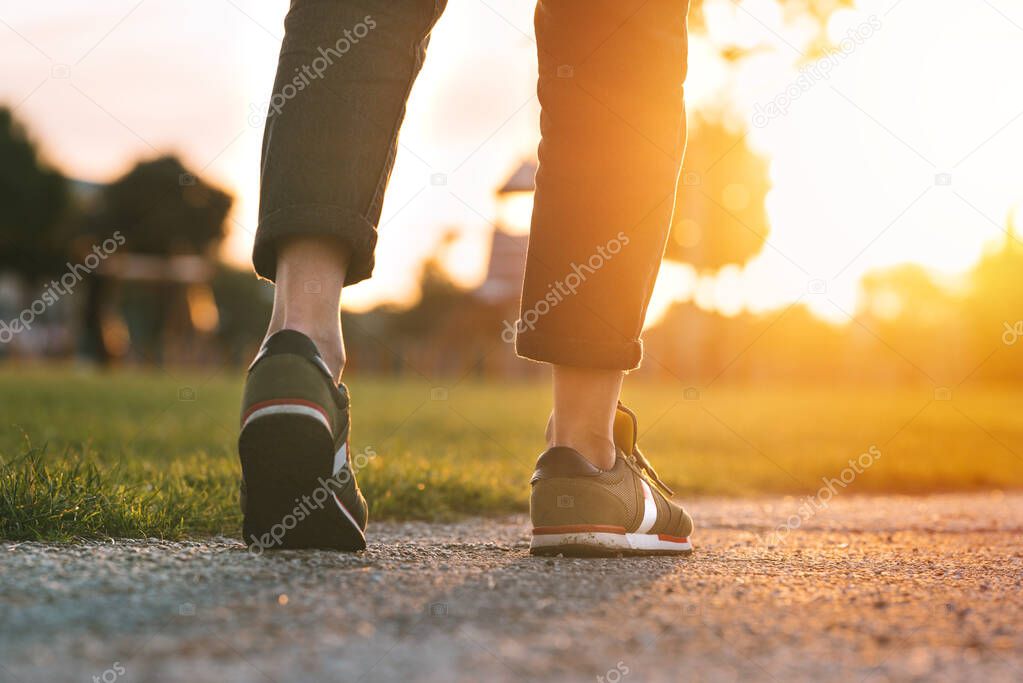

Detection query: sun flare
(647, 0), (1023, 326)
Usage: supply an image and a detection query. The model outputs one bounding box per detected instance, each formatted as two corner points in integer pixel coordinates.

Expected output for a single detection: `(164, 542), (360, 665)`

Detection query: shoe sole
(239, 412), (366, 552)
(530, 525), (692, 557)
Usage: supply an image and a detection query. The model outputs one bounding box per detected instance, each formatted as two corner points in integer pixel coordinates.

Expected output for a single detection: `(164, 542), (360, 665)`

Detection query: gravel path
(2, 493), (1021, 683)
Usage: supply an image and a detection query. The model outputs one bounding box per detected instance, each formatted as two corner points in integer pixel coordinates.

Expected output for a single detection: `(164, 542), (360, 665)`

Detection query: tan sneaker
(529, 403), (693, 556)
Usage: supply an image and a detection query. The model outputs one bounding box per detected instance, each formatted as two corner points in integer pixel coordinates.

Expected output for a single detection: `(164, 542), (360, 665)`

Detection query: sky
(2, 0), (1021, 326)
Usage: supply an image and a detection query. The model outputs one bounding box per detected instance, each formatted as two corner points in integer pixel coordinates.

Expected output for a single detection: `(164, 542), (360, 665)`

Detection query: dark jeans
(253, 0), (690, 371)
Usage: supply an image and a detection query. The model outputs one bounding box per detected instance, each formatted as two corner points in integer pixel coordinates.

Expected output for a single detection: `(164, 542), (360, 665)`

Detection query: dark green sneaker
(239, 330), (367, 551)
(529, 403), (693, 556)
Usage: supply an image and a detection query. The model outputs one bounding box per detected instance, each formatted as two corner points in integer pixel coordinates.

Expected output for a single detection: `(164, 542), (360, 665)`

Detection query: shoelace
(617, 402), (675, 497)
(625, 445), (675, 498)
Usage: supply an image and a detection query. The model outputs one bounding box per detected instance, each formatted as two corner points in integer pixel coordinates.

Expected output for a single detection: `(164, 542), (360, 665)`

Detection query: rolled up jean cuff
(515, 328), (643, 371)
(252, 204), (378, 285)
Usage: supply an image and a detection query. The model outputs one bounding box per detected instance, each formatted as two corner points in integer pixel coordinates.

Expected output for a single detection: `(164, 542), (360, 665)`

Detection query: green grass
(2, 366), (1022, 541)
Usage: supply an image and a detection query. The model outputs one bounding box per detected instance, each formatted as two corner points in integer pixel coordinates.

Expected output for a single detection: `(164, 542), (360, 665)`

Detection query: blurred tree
(211, 264), (274, 364)
(963, 219), (1023, 379)
(689, 0), (857, 60)
(0, 107), (70, 279)
(88, 155), (232, 255)
(389, 229), (464, 338)
(667, 117), (770, 271)
(666, 0), (858, 271)
(80, 156), (233, 366)
(858, 264), (965, 380)
(345, 229), (510, 376)
(967, 219), (1023, 315)
(860, 264), (958, 325)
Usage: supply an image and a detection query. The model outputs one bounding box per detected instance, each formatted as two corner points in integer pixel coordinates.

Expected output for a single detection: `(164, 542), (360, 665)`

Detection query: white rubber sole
(530, 526), (692, 556)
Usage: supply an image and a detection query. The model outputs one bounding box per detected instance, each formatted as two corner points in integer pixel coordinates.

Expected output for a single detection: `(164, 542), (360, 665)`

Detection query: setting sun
(642, 0), (1023, 324)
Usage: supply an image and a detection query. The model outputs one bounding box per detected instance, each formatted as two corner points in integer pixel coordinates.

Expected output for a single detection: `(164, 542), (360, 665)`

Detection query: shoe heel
(240, 413), (365, 551)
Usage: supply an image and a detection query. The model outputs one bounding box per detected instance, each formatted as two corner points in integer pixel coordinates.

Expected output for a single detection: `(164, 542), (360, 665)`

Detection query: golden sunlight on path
(3, 493), (1020, 682)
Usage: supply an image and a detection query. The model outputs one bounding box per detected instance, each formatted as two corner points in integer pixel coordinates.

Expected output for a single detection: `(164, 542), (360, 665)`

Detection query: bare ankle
(549, 431), (616, 470)
(265, 237), (350, 381)
(550, 365), (624, 470)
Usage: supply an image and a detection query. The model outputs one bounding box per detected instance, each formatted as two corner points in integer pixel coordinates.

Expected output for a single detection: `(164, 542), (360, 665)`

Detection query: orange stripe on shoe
(532, 525), (627, 535)
(656, 534), (690, 543)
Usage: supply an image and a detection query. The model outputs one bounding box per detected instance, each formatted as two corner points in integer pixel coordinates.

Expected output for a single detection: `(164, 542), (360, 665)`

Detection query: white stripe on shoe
(241, 399), (332, 436)
(331, 491), (362, 532)
(333, 441), (348, 476)
(635, 479), (659, 534)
